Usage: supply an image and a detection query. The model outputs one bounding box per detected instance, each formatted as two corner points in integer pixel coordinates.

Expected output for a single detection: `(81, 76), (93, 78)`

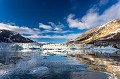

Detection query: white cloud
(25, 33), (80, 40)
(0, 22), (73, 40)
(54, 27), (62, 31)
(67, 0), (120, 29)
(24, 34), (41, 38)
(0, 23), (40, 35)
(41, 30), (72, 34)
(39, 23), (52, 30)
(66, 33), (81, 39)
(48, 22), (56, 27)
(39, 22), (71, 34)
(67, 14), (97, 29)
(48, 22), (64, 31)
(39, 22), (65, 31)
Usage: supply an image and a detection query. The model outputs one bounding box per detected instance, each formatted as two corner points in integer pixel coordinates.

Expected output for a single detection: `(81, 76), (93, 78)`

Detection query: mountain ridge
(0, 29), (34, 43)
(67, 19), (120, 45)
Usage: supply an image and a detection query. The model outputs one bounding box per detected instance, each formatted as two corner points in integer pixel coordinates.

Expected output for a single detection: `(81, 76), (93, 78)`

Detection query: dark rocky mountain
(0, 30), (34, 43)
(67, 19), (120, 46)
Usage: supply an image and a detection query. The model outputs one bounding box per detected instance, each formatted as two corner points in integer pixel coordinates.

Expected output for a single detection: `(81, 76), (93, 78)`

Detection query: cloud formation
(39, 23), (52, 30)
(67, 0), (120, 29)
(48, 22), (64, 31)
(0, 23), (40, 35)
(25, 33), (80, 40)
(0, 22), (74, 40)
(41, 30), (72, 34)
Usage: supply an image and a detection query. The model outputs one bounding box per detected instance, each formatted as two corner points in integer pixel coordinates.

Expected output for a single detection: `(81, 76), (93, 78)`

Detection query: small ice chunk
(29, 66), (49, 75)
(0, 31), (2, 33)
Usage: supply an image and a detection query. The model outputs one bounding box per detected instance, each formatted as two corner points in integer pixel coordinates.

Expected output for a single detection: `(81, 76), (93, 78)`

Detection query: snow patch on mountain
(98, 20), (114, 29)
(112, 28), (120, 34)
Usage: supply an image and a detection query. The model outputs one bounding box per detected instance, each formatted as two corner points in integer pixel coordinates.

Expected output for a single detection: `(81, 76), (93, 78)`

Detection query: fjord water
(0, 48), (119, 79)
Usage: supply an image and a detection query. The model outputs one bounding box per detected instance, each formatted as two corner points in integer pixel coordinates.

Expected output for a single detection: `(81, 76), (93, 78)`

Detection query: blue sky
(0, 0), (119, 43)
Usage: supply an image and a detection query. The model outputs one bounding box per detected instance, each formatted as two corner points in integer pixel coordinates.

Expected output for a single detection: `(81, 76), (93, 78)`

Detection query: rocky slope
(68, 19), (120, 45)
(0, 30), (34, 43)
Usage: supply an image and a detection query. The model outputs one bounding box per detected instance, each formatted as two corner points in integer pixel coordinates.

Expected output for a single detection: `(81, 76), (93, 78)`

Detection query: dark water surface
(0, 49), (119, 79)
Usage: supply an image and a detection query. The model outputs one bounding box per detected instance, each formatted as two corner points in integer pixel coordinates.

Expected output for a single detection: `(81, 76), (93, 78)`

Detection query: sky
(0, 0), (120, 43)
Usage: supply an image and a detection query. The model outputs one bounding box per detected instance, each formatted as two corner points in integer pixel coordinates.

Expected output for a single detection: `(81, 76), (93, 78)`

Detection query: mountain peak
(0, 29), (34, 43)
(68, 19), (120, 44)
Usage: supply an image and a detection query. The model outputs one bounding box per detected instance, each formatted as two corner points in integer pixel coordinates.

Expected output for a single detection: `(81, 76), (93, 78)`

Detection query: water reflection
(0, 49), (88, 79)
(68, 49), (120, 79)
(0, 48), (119, 79)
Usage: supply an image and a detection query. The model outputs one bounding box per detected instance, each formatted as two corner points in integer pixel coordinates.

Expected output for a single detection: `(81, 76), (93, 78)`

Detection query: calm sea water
(0, 49), (119, 79)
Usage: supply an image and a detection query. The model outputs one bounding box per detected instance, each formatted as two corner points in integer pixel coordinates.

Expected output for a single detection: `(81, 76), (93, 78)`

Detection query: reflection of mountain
(68, 20), (120, 47)
(68, 50), (120, 78)
(0, 30), (34, 43)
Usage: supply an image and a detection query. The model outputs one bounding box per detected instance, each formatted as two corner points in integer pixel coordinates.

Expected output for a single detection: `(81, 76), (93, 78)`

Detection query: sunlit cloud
(67, 0), (120, 29)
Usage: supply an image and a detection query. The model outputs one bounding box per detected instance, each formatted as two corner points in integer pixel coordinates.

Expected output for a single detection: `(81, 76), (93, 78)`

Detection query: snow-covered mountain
(0, 30), (34, 43)
(68, 19), (120, 45)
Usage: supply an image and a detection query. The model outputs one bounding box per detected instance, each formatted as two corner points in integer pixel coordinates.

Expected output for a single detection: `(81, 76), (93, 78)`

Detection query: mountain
(68, 19), (120, 45)
(0, 30), (34, 43)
